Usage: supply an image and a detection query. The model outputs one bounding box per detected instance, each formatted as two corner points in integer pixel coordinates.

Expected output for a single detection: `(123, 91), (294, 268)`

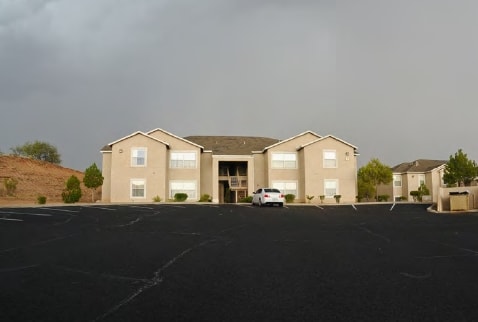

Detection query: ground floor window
(324, 179), (338, 198)
(131, 179), (146, 198)
(170, 181), (197, 199)
(272, 181), (297, 196)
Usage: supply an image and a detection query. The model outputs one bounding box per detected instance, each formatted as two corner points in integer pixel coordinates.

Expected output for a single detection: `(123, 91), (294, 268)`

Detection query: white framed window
(131, 179), (146, 198)
(418, 174), (425, 186)
(272, 181), (297, 196)
(131, 148), (147, 167)
(271, 153), (297, 169)
(393, 175), (402, 187)
(170, 181), (197, 199)
(170, 152), (197, 168)
(323, 150), (337, 168)
(324, 179), (338, 197)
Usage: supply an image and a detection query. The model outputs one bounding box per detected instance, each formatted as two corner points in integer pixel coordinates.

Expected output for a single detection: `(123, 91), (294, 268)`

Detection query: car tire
(279, 203), (283, 207)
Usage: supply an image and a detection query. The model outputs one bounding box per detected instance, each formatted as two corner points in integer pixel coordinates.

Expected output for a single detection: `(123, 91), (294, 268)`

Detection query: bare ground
(0, 155), (97, 205)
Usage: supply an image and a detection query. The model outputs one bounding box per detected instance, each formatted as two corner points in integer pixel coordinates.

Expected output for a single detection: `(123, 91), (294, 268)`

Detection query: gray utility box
(449, 191), (469, 211)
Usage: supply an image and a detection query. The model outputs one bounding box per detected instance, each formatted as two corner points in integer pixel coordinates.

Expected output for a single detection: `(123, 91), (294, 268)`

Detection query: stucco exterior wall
(109, 134), (168, 202)
(101, 152), (112, 202)
(303, 137), (357, 204)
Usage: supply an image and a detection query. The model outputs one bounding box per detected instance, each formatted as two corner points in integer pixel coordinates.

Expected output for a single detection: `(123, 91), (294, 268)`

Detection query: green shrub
(152, 195), (162, 202)
(319, 195), (325, 203)
(174, 193), (188, 202)
(306, 195), (315, 203)
(377, 194), (389, 202)
(37, 195), (47, 204)
(410, 190), (419, 202)
(198, 194), (211, 202)
(334, 194), (341, 203)
(240, 196), (253, 203)
(62, 175), (82, 203)
(4, 178), (18, 196)
(285, 194), (295, 203)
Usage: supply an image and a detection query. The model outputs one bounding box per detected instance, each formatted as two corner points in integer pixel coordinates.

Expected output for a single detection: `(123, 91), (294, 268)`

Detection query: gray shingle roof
(184, 136), (280, 155)
(392, 159), (447, 173)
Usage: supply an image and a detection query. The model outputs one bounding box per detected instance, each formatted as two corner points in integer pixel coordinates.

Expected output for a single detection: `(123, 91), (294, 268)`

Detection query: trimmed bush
(174, 193), (188, 202)
(37, 195), (47, 204)
(198, 194), (211, 202)
(240, 196), (253, 203)
(334, 194), (341, 203)
(285, 194), (295, 203)
(377, 194), (390, 202)
(410, 190), (419, 202)
(152, 195), (162, 202)
(62, 175), (82, 203)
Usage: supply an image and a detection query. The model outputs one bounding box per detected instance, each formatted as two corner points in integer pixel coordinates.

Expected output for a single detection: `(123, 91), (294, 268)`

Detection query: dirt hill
(0, 155), (97, 206)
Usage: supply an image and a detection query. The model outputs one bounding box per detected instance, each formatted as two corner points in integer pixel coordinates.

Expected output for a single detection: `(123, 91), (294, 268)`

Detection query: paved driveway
(1, 203), (478, 321)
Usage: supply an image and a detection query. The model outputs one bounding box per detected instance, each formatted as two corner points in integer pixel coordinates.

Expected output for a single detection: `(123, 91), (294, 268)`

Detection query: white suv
(252, 188), (285, 207)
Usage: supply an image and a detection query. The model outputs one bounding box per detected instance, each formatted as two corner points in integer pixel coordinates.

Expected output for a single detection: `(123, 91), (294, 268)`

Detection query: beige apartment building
(378, 159), (447, 203)
(101, 128), (359, 204)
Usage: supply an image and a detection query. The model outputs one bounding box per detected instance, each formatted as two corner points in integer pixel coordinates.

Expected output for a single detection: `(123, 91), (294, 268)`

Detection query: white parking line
(39, 207), (79, 213)
(0, 211), (51, 217)
(129, 206), (155, 210)
(0, 218), (23, 222)
(86, 206), (117, 211)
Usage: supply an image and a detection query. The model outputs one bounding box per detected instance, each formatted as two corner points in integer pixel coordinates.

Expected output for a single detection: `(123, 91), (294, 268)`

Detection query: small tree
(443, 149), (478, 187)
(357, 158), (393, 201)
(10, 141), (61, 164)
(83, 163), (104, 202)
(62, 175), (82, 203)
(417, 183), (430, 202)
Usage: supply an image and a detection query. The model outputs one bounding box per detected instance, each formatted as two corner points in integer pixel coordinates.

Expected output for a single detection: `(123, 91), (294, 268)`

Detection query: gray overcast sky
(1, 0), (477, 171)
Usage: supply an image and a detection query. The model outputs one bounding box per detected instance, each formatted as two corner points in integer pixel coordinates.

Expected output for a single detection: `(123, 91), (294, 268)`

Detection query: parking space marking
(0, 210), (52, 217)
(0, 217), (23, 222)
(93, 238), (215, 322)
(85, 206), (117, 211)
(39, 207), (79, 213)
(128, 205), (154, 210)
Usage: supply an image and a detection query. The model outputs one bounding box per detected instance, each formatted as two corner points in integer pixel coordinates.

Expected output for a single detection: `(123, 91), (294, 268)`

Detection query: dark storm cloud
(0, 0), (477, 170)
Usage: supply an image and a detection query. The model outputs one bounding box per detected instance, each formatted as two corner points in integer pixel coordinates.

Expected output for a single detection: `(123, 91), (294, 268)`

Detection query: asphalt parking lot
(1, 203), (478, 322)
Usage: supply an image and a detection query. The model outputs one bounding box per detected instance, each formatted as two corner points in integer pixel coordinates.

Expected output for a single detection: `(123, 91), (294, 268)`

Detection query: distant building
(378, 159), (447, 202)
(100, 128), (359, 204)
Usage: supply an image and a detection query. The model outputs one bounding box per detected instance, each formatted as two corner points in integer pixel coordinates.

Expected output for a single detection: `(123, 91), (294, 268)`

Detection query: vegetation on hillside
(10, 141), (61, 164)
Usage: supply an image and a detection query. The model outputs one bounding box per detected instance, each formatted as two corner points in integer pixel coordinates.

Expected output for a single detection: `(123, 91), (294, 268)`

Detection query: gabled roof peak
(262, 130), (322, 151)
(107, 131), (170, 147)
(146, 128), (204, 149)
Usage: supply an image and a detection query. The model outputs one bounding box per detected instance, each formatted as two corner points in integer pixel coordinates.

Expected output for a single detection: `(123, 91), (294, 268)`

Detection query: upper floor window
(323, 150), (337, 168)
(170, 152), (197, 168)
(393, 175), (402, 187)
(131, 148), (147, 167)
(272, 153), (297, 169)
